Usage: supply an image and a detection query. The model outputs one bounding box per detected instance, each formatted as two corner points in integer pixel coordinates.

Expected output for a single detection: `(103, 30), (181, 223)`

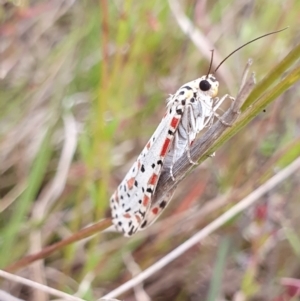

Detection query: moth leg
(213, 94), (235, 126)
(214, 113), (232, 126)
(214, 94), (235, 111)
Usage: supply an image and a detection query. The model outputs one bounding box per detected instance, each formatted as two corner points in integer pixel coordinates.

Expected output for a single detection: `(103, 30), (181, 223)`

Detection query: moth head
(198, 74), (219, 98)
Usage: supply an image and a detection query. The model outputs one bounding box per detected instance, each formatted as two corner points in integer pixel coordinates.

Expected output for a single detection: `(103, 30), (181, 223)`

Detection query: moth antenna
(206, 50), (214, 79)
(214, 27), (288, 73)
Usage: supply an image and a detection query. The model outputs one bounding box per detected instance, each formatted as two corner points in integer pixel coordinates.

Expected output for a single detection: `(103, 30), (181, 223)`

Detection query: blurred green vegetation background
(1, 0), (300, 300)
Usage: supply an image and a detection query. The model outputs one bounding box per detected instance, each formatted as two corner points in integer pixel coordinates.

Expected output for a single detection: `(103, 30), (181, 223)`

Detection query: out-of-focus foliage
(1, 0), (300, 300)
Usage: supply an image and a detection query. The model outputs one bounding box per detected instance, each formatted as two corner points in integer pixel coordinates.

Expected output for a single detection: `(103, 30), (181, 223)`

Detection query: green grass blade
(206, 237), (231, 301)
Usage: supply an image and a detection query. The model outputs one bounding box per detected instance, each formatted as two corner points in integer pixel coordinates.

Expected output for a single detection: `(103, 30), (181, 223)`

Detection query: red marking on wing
(152, 207), (159, 215)
(170, 117), (180, 129)
(146, 141), (151, 149)
(143, 195), (150, 206)
(160, 138), (171, 156)
(123, 213), (131, 218)
(137, 160), (141, 170)
(135, 214), (141, 223)
(148, 173), (158, 186)
(127, 177), (135, 190)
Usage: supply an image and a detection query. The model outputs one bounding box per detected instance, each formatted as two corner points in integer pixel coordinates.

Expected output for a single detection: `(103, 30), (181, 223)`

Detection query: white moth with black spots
(110, 74), (233, 236)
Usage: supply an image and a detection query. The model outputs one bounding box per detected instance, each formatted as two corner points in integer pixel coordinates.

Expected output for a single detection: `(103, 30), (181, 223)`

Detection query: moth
(110, 74), (232, 236)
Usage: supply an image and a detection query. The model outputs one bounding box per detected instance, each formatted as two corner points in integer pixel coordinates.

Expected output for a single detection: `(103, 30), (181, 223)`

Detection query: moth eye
(199, 80), (211, 91)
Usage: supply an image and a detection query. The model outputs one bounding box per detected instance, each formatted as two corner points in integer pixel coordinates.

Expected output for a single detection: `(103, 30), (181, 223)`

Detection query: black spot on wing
(141, 220), (147, 228)
(141, 165), (145, 172)
(128, 226), (135, 236)
(146, 188), (153, 194)
(139, 210), (146, 218)
(159, 201), (167, 209)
